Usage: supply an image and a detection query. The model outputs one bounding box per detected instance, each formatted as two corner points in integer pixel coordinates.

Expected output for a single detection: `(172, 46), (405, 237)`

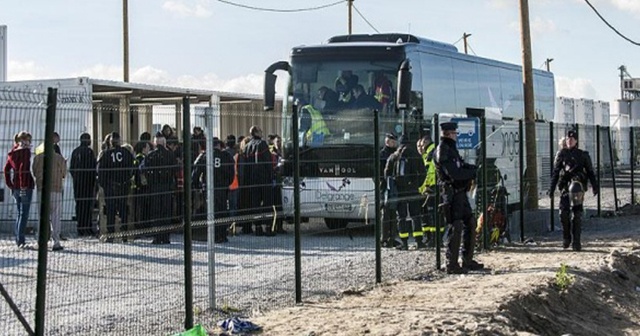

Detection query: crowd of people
(3, 124), (286, 250)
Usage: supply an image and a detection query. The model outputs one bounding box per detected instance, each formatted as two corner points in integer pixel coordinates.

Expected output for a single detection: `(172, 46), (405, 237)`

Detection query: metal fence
(1, 88), (639, 335)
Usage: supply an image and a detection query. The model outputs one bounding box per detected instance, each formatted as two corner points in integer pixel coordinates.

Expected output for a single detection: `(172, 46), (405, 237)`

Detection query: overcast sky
(2, 0), (639, 104)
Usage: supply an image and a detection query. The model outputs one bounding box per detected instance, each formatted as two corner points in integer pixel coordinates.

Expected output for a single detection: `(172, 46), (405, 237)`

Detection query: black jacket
(97, 146), (134, 186)
(192, 149), (234, 191)
(244, 136), (273, 185)
(143, 145), (177, 187)
(434, 137), (477, 190)
(69, 143), (96, 193)
(550, 147), (598, 192)
(384, 144), (425, 194)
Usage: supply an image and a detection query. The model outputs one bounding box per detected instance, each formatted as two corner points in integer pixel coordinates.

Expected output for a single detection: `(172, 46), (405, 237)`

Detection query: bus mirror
(264, 72), (277, 111)
(396, 59), (412, 111)
(264, 61), (291, 111)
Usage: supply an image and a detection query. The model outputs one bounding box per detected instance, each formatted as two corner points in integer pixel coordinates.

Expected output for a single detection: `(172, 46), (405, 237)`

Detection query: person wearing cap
(385, 134), (426, 250)
(434, 122), (484, 274)
(548, 129), (598, 251)
(97, 132), (135, 242)
(380, 132), (399, 248)
(70, 133), (97, 236)
(4, 131), (35, 248)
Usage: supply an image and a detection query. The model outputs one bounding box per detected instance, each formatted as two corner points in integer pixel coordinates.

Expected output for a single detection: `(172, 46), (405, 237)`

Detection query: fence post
(373, 109), (381, 283)
(596, 125), (601, 216)
(433, 114), (441, 270)
(549, 122), (554, 230)
(35, 87), (57, 336)
(631, 127), (635, 205)
(204, 106), (216, 310)
(292, 102), (302, 304)
(519, 119), (524, 242)
(607, 127), (619, 212)
(182, 97), (194, 330)
(481, 116), (488, 250)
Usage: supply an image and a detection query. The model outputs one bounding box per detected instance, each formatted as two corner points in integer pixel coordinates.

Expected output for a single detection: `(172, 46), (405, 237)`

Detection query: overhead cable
(583, 0), (640, 46)
(352, 4), (380, 33)
(215, 0), (345, 13)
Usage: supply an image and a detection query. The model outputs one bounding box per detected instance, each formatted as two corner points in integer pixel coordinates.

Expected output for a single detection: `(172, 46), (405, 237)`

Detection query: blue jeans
(13, 189), (33, 246)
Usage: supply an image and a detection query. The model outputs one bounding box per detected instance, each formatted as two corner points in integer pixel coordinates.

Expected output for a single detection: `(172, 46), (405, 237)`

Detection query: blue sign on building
(451, 117), (479, 149)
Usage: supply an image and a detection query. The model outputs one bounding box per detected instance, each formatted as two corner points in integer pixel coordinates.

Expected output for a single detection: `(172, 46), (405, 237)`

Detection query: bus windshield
(288, 59), (399, 146)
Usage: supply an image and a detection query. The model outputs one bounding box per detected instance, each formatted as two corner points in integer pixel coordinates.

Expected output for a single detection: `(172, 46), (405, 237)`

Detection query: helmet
(568, 180), (585, 207)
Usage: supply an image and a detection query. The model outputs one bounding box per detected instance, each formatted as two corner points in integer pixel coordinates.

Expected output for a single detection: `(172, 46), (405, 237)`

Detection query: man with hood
(4, 131), (35, 248)
(70, 133), (97, 236)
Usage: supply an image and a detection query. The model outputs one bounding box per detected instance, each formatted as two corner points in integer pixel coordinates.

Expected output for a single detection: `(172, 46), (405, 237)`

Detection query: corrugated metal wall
(219, 100), (284, 139)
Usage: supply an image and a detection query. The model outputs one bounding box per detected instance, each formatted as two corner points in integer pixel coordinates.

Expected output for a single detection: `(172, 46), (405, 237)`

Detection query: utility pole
(545, 58), (553, 72)
(123, 0), (130, 82)
(519, 0), (538, 210)
(463, 33), (472, 55)
(348, 0), (354, 35)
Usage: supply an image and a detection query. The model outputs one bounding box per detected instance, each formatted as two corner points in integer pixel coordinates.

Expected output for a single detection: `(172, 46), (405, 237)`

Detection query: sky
(1, 0), (639, 105)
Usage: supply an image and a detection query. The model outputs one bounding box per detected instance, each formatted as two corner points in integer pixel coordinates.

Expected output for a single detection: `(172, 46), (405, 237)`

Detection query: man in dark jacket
(244, 125), (275, 236)
(548, 129), (598, 251)
(69, 133), (97, 236)
(144, 133), (177, 244)
(193, 138), (234, 242)
(380, 133), (399, 248)
(435, 122), (484, 274)
(385, 134), (426, 250)
(97, 132), (134, 242)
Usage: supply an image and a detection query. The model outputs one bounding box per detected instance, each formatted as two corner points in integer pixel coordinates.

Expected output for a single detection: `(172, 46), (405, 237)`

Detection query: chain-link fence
(2, 86), (639, 335)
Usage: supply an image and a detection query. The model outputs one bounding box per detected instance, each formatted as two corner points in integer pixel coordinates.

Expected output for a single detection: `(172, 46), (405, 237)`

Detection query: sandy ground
(229, 211), (640, 336)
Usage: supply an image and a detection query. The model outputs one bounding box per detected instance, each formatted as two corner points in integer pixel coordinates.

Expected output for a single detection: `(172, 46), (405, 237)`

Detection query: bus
(264, 33), (555, 230)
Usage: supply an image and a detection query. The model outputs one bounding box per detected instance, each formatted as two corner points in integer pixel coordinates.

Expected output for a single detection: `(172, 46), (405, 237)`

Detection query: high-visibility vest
(303, 105), (331, 141)
(229, 153), (239, 191)
(419, 143), (436, 194)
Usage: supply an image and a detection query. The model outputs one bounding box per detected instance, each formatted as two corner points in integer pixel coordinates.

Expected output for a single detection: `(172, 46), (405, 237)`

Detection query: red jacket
(4, 146), (35, 190)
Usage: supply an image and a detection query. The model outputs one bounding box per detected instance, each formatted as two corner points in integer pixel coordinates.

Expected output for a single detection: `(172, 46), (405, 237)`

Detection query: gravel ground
(0, 220), (435, 335)
(1, 172), (636, 335)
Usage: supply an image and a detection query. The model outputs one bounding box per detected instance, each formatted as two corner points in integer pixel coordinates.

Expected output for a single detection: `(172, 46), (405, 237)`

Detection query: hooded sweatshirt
(4, 145), (35, 190)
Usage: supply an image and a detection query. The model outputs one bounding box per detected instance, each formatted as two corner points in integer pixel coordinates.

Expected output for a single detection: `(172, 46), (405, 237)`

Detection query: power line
(352, 4), (380, 33)
(215, 0), (345, 13)
(467, 42), (478, 56)
(451, 36), (464, 46)
(583, 0), (640, 46)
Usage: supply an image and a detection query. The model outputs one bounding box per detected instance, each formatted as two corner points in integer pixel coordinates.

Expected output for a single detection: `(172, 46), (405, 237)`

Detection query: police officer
(380, 132), (399, 248)
(69, 133), (96, 236)
(385, 134), (426, 250)
(244, 126), (275, 236)
(192, 137), (234, 242)
(144, 133), (177, 244)
(97, 132), (134, 242)
(548, 129), (598, 251)
(434, 122), (484, 274)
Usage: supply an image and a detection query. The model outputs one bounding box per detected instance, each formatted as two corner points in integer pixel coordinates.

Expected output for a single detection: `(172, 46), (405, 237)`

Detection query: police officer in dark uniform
(434, 122), (484, 274)
(144, 133), (177, 244)
(380, 133), (399, 248)
(548, 129), (598, 251)
(97, 132), (134, 242)
(69, 133), (96, 236)
(193, 138), (235, 243)
(244, 126), (275, 236)
(385, 134), (426, 250)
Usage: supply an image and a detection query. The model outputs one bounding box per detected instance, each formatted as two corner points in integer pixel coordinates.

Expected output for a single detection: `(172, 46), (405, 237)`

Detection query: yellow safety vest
(419, 143), (436, 194)
(303, 105), (331, 141)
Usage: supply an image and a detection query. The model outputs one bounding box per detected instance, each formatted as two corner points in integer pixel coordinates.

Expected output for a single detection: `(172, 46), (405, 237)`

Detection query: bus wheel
(324, 218), (349, 230)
